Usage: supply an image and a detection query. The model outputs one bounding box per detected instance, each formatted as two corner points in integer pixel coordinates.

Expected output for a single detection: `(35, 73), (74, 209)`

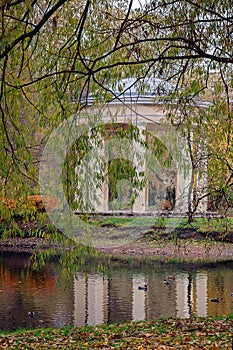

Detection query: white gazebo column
(175, 169), (192, 213)
(94, 143), (108, 212)
(133, 185), (147, 213)
(74, 127), (108, 212)
(133, 123), (147, 213)
(172, 135), (192, 213)
(195, 138), (208, 213)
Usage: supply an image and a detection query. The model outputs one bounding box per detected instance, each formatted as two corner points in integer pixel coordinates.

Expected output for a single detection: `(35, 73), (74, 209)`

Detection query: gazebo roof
(110, 77), (174, 104)
(81, 77), (174, 106)
(81, 76), (212, 108)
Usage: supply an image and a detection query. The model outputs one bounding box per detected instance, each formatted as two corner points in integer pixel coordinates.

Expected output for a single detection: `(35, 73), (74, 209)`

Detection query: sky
(132, 0), (147, 9)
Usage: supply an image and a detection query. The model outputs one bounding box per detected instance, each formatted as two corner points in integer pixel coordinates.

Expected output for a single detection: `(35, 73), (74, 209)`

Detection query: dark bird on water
(138, 285), (147, 291)
(163, 280), (169, 285)
(209, 298), (220, 303)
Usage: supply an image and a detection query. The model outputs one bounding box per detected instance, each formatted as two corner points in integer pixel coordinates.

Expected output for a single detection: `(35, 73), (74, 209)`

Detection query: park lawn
(88, 216), (233, 229)
(88, 216), (233, 240)
(0, 316), (232, 349)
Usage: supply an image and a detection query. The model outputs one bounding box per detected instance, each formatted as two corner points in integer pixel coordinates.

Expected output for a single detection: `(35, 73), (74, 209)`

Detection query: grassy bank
(0, 316), (232, 349)
(0, 215), (232, 266)
(89, 216), (233, 240)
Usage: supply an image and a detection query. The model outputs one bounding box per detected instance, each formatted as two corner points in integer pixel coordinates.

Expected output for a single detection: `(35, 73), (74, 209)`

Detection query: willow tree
(0, 0), (232, 224)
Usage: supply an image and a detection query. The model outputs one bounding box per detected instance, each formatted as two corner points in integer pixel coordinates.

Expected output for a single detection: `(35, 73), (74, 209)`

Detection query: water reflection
(133, 274), (146, 321)
(73, 265), (233, 326)
(0, 252), (232, 331)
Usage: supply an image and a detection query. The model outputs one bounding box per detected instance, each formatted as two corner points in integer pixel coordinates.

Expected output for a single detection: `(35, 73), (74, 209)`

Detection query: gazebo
(77, 77), (208, 214)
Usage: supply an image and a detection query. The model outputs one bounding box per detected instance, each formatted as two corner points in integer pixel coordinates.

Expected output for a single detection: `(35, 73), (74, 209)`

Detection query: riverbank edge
(0, 316), (232, 349)
(0, 235), (233, 265)
(1, 214), (233, 262)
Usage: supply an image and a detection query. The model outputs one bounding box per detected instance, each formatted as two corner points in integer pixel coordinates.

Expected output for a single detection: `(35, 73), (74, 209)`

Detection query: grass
(88, 216), (233, 228)
(88, 216), (233, 239)
(88, 216), (184, 228)
(0, 316), (232, 349)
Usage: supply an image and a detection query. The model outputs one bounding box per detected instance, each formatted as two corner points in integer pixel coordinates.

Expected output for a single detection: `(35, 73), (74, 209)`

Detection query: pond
(0, 252), (232, 331)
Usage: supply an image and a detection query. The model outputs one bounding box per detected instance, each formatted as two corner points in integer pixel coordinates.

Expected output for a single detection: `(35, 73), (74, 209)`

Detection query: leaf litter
(0, 316), (232, 349)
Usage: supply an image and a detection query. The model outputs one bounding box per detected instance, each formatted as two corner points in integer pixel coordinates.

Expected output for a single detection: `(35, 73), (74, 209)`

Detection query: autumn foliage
(1, 195), (57, 212)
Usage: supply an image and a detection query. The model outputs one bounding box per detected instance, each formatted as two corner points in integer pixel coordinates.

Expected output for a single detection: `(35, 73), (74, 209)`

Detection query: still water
(0, 252), (232, 331)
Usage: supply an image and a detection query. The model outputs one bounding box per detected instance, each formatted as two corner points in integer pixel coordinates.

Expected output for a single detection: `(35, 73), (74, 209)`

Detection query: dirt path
(1, 236), (232, 262)
(99, 240), (233, 262)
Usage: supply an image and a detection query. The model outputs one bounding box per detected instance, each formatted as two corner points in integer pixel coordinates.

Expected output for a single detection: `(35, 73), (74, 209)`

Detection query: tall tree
(0, 0), (232, 219)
